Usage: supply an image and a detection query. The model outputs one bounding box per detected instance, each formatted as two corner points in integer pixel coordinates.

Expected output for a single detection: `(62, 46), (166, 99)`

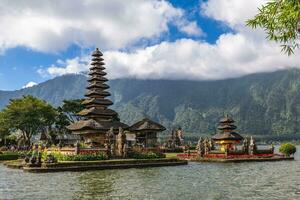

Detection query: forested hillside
(1, 69), (300, 136)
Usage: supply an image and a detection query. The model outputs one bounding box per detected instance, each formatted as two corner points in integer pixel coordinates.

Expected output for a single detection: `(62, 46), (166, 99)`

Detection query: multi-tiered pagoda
(67, 48), (128, 147)
(212, 114), (243, 152)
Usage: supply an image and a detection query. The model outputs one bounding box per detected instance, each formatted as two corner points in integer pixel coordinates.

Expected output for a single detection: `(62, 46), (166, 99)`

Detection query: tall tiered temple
(67, 48), (128, 147)
(212, 114), (243, 152)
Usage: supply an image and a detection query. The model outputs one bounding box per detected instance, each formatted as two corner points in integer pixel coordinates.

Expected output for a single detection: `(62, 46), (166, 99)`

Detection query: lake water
(1, 148), (299, 200)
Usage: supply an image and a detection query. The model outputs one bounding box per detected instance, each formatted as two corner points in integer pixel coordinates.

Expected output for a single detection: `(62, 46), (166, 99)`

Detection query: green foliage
(58, 99), (84, 123)
(54, 99), (84, 136)
(1, 95), (57, 145)
(79, 141), (89, 148)
(4, 72), (300, 138)
(0, 152), (19, 160)
(127, 151), (166, 159)
(51, 152), (107, 161)
(0, 111), (10, 139)
(279, 143), (296, 156)
(247, 0), (300, 55)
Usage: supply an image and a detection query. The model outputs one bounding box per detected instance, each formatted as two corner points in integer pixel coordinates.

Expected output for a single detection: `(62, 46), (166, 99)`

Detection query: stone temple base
(5, 158), (188, 173)
(193, 155), (294, 163)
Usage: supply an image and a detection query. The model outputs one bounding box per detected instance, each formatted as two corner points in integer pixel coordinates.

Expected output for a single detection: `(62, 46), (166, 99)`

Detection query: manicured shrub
(0, 152), (19, 160)
(52, 152), (107, 161)
(127, 151), (166, 159)
(279, 143), (296, 157)
(163, 148), (184, 153)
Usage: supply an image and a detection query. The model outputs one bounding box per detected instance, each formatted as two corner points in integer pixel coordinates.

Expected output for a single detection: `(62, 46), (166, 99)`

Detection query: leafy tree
(2, 95), (57, 146)
(247, 0), (300, 55)
(58, 99), (84, 123)
(279, 143), (296, 157)
(54, 110), (71, 134)
(52, 99), (84, 142)
(0, 111), (10, 145)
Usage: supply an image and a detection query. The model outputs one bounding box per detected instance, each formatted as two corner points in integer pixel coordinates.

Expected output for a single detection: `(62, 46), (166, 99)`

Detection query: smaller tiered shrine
(212, 114), (243, 152)
(195, 114), (277, 161)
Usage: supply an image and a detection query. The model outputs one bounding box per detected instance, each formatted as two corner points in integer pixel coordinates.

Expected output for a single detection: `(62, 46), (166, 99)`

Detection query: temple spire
(78, 48), (116, 119)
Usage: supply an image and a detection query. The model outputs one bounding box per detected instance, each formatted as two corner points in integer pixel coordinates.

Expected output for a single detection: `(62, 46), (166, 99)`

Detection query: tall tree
(247, 0), (300, 55)
(2, 95), (57, 146)
(0, 111), (10, 145)
(58, 99), (84, 123)
(53, 99), (84, 139)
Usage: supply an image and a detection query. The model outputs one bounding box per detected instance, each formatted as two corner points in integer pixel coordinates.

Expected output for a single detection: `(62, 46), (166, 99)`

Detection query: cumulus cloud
(39, 0), (300, 80)
(40, 37), (300, 80)
(201, 0), (267, 28)
(37, 56), (89, 77)
(176, 21), (203, 36)
(0, 0), (201, 53)
(22, 81), (37, 89)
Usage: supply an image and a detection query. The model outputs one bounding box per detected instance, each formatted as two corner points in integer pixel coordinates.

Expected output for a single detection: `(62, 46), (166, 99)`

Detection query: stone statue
(177, 127), (184, 145)
(105, 127), (114, 158)
(116, 127), (126, 157)
(197, 137), (205, 157)
(270, 144), (275, 154)
(74, 141), (80, 155)
(170, 129), (176, 148)
(209, 139), (214, 151)
(243, 138), (249, 153)
(123, 143), (127, 158)
(249, 136), (256, 155)
(30, 144), (39, 164)
(196, 138), (201, 152)
(204, 138), (209, 155)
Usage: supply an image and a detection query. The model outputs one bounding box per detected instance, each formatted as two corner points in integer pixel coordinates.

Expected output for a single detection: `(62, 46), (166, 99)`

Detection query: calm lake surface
(1, 147), (300, 200)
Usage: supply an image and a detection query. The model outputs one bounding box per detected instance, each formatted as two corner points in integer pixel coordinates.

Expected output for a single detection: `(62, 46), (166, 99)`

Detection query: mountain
(2, 69), (300, 137)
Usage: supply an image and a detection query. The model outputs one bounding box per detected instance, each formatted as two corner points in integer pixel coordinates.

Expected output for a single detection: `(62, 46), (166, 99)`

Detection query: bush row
(127, 151), (166, 159)
(0, 152), (19, 160)
(51, 152), (108, 161)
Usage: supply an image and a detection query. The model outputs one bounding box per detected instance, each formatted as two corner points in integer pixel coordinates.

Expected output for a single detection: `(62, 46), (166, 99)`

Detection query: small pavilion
(67, 48), (129, 147)
(129, 118), (166, 148)
(212, 115), (243, 152)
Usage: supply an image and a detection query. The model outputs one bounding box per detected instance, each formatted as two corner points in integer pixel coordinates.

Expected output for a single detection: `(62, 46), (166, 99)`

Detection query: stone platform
(193, 156), (294, 163)
(4, 158), (187, 173)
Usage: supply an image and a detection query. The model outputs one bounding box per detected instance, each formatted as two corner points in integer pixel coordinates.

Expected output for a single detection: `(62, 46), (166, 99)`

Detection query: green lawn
(165, 153), (179, 158)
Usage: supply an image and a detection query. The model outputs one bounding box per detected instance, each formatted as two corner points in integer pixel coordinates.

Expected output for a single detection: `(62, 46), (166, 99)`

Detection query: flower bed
(205, 153), (281, 159)
(176, 153), (198, 159)
(177, 152), (282, 160)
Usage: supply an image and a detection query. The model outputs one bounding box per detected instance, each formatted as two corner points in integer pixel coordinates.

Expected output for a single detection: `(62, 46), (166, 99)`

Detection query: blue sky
(0, 0), (299, 91)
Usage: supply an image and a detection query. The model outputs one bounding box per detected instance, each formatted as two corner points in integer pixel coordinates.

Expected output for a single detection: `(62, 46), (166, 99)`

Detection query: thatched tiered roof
(212, 132), (243, 141)
(67, 119), (128, 132)
(129, 118), (166, 132)
(67, 48), (129, 133)
(212, 115), (243, 141)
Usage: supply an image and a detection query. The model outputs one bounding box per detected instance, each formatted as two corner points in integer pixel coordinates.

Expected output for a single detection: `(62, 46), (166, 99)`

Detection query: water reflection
(73, 171), (116, 200)
(1, 147), (300, 200)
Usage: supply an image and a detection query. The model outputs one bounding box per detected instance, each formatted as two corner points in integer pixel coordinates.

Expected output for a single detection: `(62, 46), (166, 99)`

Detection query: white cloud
(201, 0), (268, 28)
(22, 81), (37, 89)
(38, 0), (300, 81)
(177, 21), (203, 36)
(37, 56), (89, 77)
(0, 0), (201, 53)
(40, 36), (300, 80)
